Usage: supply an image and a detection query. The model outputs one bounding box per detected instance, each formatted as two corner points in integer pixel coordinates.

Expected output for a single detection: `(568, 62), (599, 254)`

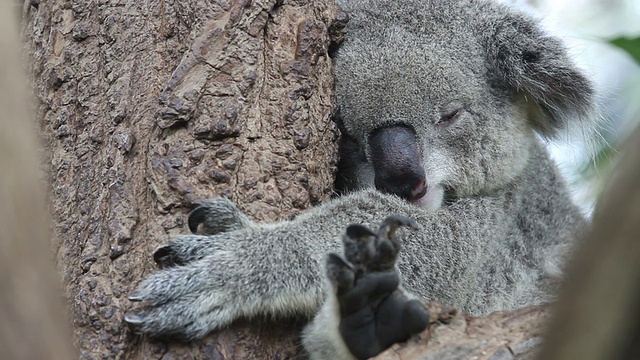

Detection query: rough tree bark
(23, 0), (343, 358)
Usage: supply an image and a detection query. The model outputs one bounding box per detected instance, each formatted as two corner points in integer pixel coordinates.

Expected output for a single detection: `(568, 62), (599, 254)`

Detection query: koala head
(333, 0), (595, 210)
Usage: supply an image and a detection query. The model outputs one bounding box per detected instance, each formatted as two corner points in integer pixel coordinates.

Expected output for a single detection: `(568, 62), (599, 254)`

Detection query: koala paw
(154, 198), (254, 268)
(125, 239), (245, 340)
(327, 215), (430, 360)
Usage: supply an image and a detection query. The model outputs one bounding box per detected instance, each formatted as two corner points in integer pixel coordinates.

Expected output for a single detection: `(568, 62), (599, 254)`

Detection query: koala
(125, 0), (596, 358)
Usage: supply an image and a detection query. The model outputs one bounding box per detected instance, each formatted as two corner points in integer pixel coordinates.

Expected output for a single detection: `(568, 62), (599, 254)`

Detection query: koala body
(126, 0), (595, 358)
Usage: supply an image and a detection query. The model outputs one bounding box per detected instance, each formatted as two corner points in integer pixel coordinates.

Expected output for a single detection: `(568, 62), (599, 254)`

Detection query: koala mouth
(410, 183), (444, 211)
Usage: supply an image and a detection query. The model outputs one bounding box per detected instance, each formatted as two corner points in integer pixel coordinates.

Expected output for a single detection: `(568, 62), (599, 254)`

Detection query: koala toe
(130, 262), (210, 305)
(124, 307), (171, 337)
(152, 235), (226, 267)
(371, 215), (418, 271)
(326, 253), (356, 295)
(125, 284), (233, 341)
(341, 215), (417, 273)
(402, 299), (430, 336)
(126, 253), (243, 341)
(124, 305), (195, 341)
(343, 223), (377, 267)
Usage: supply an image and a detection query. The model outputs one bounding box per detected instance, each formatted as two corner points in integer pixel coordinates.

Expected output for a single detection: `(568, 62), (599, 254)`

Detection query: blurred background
(506, 0), (640, 213)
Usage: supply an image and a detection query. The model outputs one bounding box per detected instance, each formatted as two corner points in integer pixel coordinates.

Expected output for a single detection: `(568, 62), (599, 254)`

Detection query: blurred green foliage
(610, 37), (640, 65)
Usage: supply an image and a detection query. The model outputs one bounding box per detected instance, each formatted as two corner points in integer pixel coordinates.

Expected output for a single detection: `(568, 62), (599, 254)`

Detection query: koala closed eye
(436, 101), (465, 127)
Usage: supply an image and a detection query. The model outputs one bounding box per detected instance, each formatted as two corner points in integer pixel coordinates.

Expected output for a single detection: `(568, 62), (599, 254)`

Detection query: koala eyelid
(436, 107), (463, 126)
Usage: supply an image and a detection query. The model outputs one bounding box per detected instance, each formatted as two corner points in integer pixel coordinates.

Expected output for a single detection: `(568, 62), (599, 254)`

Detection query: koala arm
(126, 188), (505, 341)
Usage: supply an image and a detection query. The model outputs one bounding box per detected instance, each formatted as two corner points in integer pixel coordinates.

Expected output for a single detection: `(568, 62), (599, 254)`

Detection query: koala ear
(483, 13), (596, 138)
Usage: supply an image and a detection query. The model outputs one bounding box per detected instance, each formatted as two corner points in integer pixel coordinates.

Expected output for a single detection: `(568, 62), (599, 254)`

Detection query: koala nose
(369, 124), (427, 201)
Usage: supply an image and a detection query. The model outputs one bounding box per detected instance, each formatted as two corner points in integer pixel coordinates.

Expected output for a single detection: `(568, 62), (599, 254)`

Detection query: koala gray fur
(125, 0), (596, 358)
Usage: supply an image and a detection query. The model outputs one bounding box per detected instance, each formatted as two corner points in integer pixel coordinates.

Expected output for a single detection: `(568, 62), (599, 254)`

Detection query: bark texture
(23, 0), (342, 358)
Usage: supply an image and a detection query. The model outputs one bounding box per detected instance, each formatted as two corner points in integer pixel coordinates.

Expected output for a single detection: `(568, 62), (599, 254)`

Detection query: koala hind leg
(304, 216), (430, 360)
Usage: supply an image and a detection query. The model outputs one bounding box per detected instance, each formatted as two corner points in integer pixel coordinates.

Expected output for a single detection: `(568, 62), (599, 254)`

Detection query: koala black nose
(369, 124), (427, 201)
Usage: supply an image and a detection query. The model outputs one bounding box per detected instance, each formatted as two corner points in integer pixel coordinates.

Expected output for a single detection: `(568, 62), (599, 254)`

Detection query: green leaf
(610, 37), (640, 65)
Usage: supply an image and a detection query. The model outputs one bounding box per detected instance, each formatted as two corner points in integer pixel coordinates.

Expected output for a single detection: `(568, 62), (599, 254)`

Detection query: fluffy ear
(483, 12), (596, 138)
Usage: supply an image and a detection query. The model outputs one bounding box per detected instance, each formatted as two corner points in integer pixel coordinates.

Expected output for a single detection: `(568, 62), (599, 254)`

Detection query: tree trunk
(23, 0), (343, 358)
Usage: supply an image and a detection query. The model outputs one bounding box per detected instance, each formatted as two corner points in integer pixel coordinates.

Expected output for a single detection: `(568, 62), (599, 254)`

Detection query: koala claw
(329, 216), (429, 360)
(123, 312), (143, 325)
(378, 214), (418, 240)
(127, 293), (144, 302)
(149, 234), (229, 268)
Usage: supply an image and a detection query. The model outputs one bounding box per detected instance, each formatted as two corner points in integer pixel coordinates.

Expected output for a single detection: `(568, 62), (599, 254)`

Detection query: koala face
(334, 0), (594, 209)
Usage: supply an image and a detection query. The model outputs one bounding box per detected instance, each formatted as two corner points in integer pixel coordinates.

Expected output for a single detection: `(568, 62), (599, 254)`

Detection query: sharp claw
(128, 293), (144, 302)
(153, 246), (182, 268)
(124, 312), (144, 325)
(153, 246), (170, 259)
(378, 215), (418, 241)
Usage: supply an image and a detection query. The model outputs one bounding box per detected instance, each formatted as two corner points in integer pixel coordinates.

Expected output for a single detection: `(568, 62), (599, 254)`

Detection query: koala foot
(125, 199), (260, 338)
(327, 215), (430, 360)
(153, 198), (255, 268)
(125, 248), (246, 340)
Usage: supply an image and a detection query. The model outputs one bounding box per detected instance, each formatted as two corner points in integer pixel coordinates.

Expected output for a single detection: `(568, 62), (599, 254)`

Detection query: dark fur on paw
(153, 245), (185, 268)
(326, 215), (429, 360)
